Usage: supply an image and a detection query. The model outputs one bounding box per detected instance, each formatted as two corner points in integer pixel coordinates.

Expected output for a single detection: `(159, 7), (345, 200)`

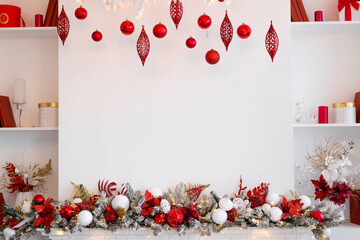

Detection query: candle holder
(14, 103), (25, 127)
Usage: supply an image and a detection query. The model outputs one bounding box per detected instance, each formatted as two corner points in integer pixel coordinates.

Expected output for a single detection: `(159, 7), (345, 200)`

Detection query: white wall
(59, 0), (293, 200)
(302, 0), (339, 21)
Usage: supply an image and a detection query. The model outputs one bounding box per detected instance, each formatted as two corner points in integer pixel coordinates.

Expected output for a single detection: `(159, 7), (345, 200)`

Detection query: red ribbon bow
(338, 0), (360, 21)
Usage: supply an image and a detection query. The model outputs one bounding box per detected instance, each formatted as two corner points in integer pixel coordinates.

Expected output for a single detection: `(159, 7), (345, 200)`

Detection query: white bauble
(269, 207), (283, 222)
(323, 228), (331, 237)
(151, 188), (163, 198)
(266, 193), (280, 206)
(77, 210), (93, 226)
(212, 209), (227, 224)
(112, 195), (130, 210)
(160, 199), (171, 213)
(219, 197), (233, 211)
(21, 201), (32, 214)
(262, 203), (272, 213)
(299, 195), (312, 210)
(3, 228), (15, 240)
(245, 208), (254, 214)
(73, 198), (83, 204)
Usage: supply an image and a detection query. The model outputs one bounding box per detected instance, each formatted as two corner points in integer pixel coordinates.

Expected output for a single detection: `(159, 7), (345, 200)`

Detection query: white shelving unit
(293, 123), (360, 128)
(0, 127), (58, 131)
(0, 27), (57, 38)
(291, 21), (360, 33)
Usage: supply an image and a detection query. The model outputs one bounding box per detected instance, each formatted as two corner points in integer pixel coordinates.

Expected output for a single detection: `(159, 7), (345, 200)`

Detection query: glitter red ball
(120, 20), (135, 35)
(153, 23), (167, 38)
(60, 205), (75, 220)
(205, 49), (220, 65)
(75, 6), (87, 20)
(92, 30), (103, 42)
(186, 36), (196, 48)
(198, 14), (212, 29)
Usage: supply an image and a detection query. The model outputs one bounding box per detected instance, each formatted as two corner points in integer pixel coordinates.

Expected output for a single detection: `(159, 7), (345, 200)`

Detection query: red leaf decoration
(220, 10), (233, 51)
(75, 200), (96, 211)
(57, 5), (70, 46)
(245, 182), (270, 208)
(265, 20), (279, 62)
(170, 0), (183, 29)
(33, 216), (44, 227)
(186, 184), (210, 202)
(137, 26), (150, 66)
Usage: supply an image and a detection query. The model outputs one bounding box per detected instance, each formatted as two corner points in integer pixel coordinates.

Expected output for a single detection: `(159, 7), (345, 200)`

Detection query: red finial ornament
(220, 10), (233, 51)
(57, 5), (70, 45)
(170, 0), (183, 29)
(265, 20), (279, 62)
(137, 26), (150, 66)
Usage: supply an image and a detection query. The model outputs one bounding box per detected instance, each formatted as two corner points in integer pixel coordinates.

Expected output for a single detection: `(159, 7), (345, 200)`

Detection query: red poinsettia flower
(140, 190), (161, 216)
(33, 198), (55, 229)
(179, 204), (200, 224)
(280, 196), (303, 220)
(245, 182), (270, 208)
(329, 181), (352, 205)
(311, 175), (331, 201)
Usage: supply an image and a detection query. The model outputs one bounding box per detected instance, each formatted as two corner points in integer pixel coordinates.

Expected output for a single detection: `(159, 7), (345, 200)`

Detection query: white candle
(13, 79), (26, 104)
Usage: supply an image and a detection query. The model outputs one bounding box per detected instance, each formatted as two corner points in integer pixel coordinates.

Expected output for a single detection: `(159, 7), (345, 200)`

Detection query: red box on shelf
(0, 5), (25, 28)
(350, 190), (360, 225)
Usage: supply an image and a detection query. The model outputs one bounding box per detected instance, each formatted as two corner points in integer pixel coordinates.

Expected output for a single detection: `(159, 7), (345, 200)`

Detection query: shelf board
(291, 21), (360, 34)
(0, 127), (58, 131)
(0, 27), (58, 39)
(293, 123), (360, 128)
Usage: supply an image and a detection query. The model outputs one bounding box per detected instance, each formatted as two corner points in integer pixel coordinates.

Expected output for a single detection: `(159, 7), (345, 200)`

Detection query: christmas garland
(0, 177), (348, 240)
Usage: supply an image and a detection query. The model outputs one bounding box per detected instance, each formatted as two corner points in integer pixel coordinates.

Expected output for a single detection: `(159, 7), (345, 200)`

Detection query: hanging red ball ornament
(104, 207), (118, 223)
(186, 36), (196, 48)
(237, 23), (251, 39)
(120, 20), (135, 35)
(218, 0), (224, 2)
(57, 5), (70, 46)
(153, 23), (167, 38)
(154, 213), (167, 225)
(205, 49), (220, 65)
(167, 208), (184, 227)
(75, 6), (87, 20)
(60, 205), (75, 220)
(311, 211), (324, 224)
(198, 13), (212, 29)
(265, 20), (279, 62)
(92, 30), (103, 42)
(33, 195), (45, 205)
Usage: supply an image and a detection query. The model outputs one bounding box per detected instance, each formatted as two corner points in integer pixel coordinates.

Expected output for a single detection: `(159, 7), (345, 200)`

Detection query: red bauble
(311, 211), (325, 224)
(198, 14), (212, 29)
(186, 36), (196, 48)
(60, 205), (75, 220)
(167, 208), (184, 227)
(155, 213), (167, 225)
(75, 6), (87, 20)
(218, 0), (224, 2)
(33, 195), (45, 205)
(226, 208), (239, 222)
(120, 20), (135, 35)
(237, 23), (251, 39)
(153, 23), (167, 38)
(205, 49), (220, 65)
(92, 30), (103, 42)
(74, 207), (81, 213)
(104, 207), (118, 223)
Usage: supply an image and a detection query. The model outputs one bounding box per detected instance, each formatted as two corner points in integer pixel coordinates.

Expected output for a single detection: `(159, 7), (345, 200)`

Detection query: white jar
(333, 102), (356, 124)
(38, 102), (58, 127)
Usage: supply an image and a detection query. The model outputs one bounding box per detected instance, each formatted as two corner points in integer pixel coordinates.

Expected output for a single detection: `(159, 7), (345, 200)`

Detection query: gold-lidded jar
(333, 102), (356, 124)
(38, 102), (58, 127)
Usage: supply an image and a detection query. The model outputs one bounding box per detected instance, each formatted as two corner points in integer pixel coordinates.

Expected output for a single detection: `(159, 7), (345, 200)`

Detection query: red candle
(318, 106), (328, 124)
(35, 14), (43, 27)
(315, 11), (323, 22)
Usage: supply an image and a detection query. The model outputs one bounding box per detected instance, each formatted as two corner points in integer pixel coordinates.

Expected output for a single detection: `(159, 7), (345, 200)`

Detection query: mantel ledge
(38, 227), (314, 240)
